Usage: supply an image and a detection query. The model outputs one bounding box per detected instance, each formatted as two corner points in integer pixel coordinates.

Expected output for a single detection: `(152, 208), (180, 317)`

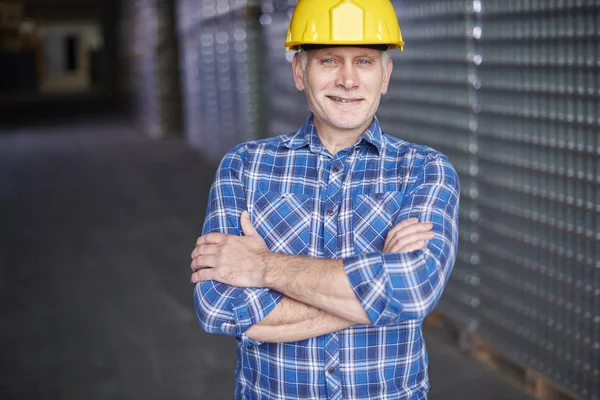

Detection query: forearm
(245, 296), (356, 343)
(263, 254), (371, 325)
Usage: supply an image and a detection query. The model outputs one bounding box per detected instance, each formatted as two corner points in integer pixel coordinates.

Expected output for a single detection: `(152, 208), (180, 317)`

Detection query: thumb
(240, 211), (258, 236)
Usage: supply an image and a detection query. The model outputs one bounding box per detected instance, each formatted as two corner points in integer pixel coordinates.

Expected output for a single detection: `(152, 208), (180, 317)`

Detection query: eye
(358, 59), (372, 65)
(321, 59), (335, 65)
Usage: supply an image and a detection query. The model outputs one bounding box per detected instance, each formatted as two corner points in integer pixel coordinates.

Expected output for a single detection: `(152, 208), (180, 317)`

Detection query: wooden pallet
(424, 309), (585, 400)
(424, 309), (445, 326)
(470, 336), (583, 400)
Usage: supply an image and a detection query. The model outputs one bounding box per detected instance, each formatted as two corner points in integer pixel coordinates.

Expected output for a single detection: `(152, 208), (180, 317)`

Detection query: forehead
(307, 46), (383, 59)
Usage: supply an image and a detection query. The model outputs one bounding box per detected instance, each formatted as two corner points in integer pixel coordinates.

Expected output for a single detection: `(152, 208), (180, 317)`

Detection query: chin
(328, 113), (372, 130)
(332, 120), (367, 130)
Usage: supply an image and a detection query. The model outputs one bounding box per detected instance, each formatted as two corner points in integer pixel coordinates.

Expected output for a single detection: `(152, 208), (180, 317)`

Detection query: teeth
(331, 97), (355, 103)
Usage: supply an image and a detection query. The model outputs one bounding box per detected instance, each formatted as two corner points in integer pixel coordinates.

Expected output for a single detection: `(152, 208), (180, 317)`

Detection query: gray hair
(299, 50), (391, 75)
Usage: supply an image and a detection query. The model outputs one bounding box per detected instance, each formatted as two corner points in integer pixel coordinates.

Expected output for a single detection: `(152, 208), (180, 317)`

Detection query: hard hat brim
(299, 44), (390, 52)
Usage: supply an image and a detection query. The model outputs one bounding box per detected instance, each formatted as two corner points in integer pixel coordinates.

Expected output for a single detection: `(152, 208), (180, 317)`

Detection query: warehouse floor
(0, 115), (533, 400)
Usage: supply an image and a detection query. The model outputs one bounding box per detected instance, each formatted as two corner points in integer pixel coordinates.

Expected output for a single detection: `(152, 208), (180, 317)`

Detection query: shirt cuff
(230, 288), (284, 347)
(343, 252), (404, 326)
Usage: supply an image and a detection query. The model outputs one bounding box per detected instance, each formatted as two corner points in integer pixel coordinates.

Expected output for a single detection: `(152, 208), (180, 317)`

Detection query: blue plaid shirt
(194, 115), (460, 400)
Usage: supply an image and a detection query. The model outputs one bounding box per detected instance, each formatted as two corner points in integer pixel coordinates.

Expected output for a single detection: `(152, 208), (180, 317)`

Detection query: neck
(313, 116), (373, 155)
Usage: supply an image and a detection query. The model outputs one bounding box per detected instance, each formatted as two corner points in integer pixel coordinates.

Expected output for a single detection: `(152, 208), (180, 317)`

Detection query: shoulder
(382, 132), (459, 186)
(218, 133), (295, 169)
(382, 133), (446, 160)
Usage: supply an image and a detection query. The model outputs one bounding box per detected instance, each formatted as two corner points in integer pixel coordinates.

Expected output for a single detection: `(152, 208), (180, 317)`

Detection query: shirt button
(326, 209), (334, 216)
(328, 367), (336, 374)
(332, 167), (340, 173)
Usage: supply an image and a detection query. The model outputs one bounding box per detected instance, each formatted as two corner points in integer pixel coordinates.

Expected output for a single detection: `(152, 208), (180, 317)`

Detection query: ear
(381, 57), (393, 95)
(292, 52), (305, 91)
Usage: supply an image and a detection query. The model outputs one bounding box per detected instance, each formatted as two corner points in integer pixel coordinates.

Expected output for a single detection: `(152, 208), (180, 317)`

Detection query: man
(191, 0), (460, 398)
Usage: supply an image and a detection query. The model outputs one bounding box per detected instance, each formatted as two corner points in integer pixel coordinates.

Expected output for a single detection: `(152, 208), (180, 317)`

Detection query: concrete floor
(0, 116), (533, 400)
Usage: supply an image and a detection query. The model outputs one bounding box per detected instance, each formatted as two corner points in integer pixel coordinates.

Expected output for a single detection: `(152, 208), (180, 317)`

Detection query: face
(292, 46), (393, 134)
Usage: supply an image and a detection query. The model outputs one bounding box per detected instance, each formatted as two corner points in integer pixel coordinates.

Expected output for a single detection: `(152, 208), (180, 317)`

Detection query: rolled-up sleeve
(343, 153), (460, 326)
(194, 145), (284, 347)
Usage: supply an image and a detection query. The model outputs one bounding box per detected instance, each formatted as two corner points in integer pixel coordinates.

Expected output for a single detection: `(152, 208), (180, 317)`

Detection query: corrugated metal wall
(262, 1), (309, 136)
(173, 1), (599, 397)
(476, 2), (599, 398)
(121, 0), (161, 138)
(177, 0), (268, 159)
(121, 0), (182, 139)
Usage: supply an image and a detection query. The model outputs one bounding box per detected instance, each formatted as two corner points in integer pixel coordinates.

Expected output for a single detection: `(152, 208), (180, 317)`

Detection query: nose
(336, 63), (359, 91)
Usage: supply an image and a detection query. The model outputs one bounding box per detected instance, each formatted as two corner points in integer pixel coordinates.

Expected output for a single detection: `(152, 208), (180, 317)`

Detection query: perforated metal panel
(122, 0), (161, 138)
(177, 0), (267, 160)
(475, 2), (600, 398)
(261, 0), (309, 136)
(121, 0), (182, 139)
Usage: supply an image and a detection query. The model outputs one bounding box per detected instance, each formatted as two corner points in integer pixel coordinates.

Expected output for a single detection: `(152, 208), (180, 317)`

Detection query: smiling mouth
(328, 96), (362, 104)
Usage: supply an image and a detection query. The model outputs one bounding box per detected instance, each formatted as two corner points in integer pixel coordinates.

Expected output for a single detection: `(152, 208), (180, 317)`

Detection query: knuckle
(397, 219), (411, 228)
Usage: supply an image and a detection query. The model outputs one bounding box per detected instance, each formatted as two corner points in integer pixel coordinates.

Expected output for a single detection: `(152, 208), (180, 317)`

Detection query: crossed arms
(192, 149), (460, 346)
(192, 213), (434, 343)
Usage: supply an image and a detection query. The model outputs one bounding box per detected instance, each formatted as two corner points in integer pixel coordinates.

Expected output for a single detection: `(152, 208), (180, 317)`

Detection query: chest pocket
(252, 191), (313, 255)
(352, 191), (404, 253)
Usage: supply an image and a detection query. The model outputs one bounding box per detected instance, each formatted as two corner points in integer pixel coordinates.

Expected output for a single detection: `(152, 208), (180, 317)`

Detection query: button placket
(324, 332), (341, 400)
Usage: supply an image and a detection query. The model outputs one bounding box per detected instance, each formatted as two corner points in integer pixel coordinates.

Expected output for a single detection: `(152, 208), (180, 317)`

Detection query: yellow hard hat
(285, 0), (404, 52)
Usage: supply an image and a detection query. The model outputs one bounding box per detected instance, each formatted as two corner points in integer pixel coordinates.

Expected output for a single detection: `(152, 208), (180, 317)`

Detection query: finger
(386, 218), (419, 239)
(399, 240), (426, 253)
(191, 268), (215, 283)
(196, 233), (224, 246)
(191, 254), (218, 271)
(240, 211), (259, 237)
(384, 219), (420, 252)
(191, 245), (203, 259)
(388, 231), (435, 253)
(387, 222), (433, 243)
(384, 222), (433, 252)
(192, 243), (220, 260)
(397, 230), (435, 247)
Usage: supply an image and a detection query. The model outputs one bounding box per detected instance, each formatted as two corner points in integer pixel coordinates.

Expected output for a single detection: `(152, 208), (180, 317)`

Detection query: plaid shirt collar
(283, 114), (384, 155)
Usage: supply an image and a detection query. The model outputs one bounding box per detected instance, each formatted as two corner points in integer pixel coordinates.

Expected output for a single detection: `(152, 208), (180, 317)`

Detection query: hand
(190, 211), (271, 287)
(383, 218), (434, 253)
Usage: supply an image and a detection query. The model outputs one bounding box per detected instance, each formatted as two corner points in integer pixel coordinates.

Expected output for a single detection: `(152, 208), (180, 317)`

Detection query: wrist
(262, 252), (287, 291)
